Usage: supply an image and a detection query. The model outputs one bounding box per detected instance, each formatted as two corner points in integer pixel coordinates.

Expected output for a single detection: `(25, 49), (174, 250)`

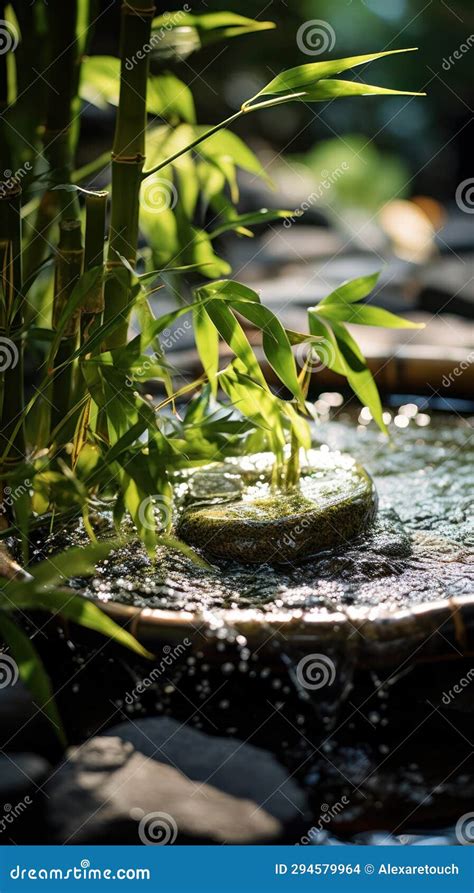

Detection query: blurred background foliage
(90, 0), (473, 204)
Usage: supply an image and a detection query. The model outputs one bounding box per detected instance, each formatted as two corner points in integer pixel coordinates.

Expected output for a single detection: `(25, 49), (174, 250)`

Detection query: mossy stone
(177, 449), (377, 564)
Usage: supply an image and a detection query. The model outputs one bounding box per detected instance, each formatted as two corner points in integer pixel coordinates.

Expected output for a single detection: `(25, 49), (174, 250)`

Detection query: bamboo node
(121, 4), (156, 16)
(106, 259), (135, 268)
(111, 153), (146, 164)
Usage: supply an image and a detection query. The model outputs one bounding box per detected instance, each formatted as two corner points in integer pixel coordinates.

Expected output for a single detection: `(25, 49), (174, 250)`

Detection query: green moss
(177, 449), (377, 563)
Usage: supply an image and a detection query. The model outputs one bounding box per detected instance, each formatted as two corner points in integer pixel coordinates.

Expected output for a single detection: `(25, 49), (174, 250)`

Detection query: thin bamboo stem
(103, 0), (154, 351)
(0, 185), (25, 472)
(51, 219), (83, 436)
(24, 0), (80, 280)
(141, 96), (300, 181)
(82, 190), (107, 342)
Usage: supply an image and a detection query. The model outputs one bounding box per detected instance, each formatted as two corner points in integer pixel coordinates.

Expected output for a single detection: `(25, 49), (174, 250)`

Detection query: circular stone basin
(177, 449), (377, 563)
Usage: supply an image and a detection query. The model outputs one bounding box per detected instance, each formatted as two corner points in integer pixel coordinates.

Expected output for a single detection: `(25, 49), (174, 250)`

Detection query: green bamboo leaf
(204, 300), (265, 385)
(8, 588), (152, 658)
(147, 73), (196, 123)
(152, 11), (274, 34)
(248, 48), (419, 101)
(194, 128), (272, 185)
(318, 303), (424, 328)
(29, 541), (122, 588)
(0, 614), (66, 746)
(332, 321), (386, 433)
(228, 299), (304, 404)
(319, 272), (381, 305)
(80, 55), (120, 109)
(307, 312), (346, 376)
(220, 363), (286, 455)
(193, 304), (220, 396)
(309, 304), (385, 430)
(300, 79), (424, 101)
(209, 208), (293, 239)
(151, 11), (275, 56)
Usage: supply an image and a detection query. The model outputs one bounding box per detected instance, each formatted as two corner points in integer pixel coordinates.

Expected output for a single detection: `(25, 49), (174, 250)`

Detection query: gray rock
(45, 736), (284, 844)
(0, 753), (51, 843)
(104, 717), (308, 830)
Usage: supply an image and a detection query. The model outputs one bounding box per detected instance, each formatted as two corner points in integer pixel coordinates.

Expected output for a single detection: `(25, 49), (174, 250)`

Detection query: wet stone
(177, 449), (377, 563)
(74, 413), (473, 619)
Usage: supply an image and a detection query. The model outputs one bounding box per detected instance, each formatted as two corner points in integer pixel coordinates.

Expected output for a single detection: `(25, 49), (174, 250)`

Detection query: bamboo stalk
(103, 0), (155, 350)
(51, 219), (83, 435)
(0, 184), (25, 471)
(24, 0), (80, 280)
(82, 190), (108, 342)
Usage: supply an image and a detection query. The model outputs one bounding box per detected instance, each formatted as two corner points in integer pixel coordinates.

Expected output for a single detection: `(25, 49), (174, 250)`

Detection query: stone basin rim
(87, 593), (474, 668)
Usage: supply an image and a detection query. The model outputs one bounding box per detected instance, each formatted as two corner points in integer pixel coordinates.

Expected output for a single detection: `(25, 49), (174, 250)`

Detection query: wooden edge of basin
(92, 594), (474, 669)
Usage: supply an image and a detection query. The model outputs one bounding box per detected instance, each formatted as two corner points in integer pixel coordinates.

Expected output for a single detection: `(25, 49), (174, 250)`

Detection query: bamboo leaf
(80, 55), (120, 109)
(319, 272), (381, 305)
(248, 48), (419, 101)
(318, 303), (424, 328)
(7, 588), (152, 658)
(193, 304), (220, 396)
(147, 73), (196, 123)
(332, 321), (386, 433)
(209, 208), (293, 239)
(299, 78), (424, 101)
(29, 542), (122, 588)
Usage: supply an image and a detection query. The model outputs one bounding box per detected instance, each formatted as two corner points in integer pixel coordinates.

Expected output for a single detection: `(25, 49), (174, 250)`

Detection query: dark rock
(45, 735), (287, 844)
(0, 753), (51, 844)
(103, 718), (308, 833)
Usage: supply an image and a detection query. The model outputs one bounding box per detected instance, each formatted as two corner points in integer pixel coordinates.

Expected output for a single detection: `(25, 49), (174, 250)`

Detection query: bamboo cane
(0, 184), (25, 470)
(103, 0), (155, 350)
(82, 190), (108, 343)
(24, 0), (80, 280)
(51, 219), (83, 436)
